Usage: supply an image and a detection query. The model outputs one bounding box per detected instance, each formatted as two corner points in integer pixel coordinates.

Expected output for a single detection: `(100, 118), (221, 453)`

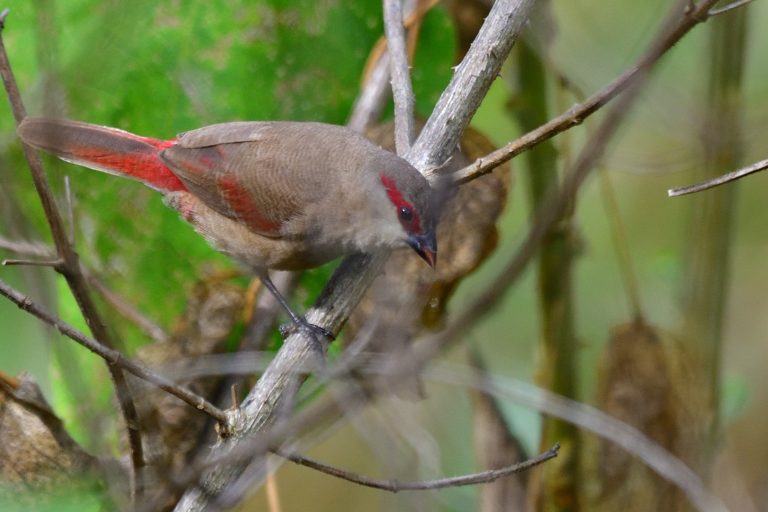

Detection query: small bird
(18, 118), (438, 338)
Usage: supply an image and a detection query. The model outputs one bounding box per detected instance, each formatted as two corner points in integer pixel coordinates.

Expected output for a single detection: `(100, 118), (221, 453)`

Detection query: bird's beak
(407, 232), (437, 268)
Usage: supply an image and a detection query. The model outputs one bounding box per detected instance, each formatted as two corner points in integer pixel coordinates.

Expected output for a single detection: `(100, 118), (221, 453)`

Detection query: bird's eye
(399, 206), (413, 222)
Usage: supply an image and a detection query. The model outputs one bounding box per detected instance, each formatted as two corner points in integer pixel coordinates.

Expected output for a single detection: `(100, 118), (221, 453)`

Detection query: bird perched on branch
(18, 118), (438, 339)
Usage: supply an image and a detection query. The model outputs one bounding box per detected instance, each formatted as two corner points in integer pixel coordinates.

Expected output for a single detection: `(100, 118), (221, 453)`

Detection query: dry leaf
(0, 372), (96, 500)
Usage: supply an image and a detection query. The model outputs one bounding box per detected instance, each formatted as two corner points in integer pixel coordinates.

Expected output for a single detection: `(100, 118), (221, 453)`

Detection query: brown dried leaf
(592, 320), (683, 511)
(0, 372), (96, 497)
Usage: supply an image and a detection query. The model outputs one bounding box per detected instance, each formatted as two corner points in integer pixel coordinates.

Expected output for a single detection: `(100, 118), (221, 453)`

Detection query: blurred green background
(1, 0), (767, 510)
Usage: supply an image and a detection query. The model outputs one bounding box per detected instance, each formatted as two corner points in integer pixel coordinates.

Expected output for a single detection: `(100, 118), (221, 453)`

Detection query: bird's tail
(17, 117), (186, 192)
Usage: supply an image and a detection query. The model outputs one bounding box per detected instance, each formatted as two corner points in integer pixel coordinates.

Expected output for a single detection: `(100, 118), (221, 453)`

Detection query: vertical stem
(383, 0), (415, 154)
(679, 5), (748, 469)
(513, 41), (581, 511)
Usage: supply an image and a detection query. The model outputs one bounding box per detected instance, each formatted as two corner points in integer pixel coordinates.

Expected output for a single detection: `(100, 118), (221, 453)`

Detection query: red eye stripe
(380, 175), (421, 232)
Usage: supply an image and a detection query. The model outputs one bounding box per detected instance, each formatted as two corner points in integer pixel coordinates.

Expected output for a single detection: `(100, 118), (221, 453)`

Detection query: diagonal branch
(0, 279), (230, 425)
(406, 0), (533, 176)
(0, 9), (146, 497)
(667, 157), (768, 196)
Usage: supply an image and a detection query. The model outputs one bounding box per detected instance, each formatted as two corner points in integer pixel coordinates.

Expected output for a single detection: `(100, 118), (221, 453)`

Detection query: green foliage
(0, 479), (106, 512)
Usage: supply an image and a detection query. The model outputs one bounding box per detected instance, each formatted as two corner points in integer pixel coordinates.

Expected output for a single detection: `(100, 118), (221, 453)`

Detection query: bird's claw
(279, 317), (335, 342)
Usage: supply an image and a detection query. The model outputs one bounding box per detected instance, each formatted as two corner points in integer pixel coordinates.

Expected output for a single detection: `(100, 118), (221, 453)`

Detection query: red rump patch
(72, 136), (186, 192)
(217, 174), (282, 234)
(380, 174), (421, 233)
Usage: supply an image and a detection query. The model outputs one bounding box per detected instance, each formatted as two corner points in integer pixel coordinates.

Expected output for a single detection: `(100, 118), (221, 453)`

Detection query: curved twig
(275, 444), (559, 492)
(667, 157), (768, 197)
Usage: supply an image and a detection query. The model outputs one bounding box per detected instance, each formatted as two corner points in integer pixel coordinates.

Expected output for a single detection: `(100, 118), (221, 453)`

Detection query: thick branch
(407, 0), (535, 176)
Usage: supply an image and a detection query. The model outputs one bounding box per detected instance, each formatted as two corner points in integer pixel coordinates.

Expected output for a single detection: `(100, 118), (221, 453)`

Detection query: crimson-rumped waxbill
(18, 117), (438, 338)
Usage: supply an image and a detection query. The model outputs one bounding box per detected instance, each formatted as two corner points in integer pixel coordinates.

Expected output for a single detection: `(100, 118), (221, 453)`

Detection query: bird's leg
(257, 272), (335, 342)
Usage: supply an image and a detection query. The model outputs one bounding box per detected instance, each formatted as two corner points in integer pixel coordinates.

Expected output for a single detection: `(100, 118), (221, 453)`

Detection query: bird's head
(376, 160), (438, 268)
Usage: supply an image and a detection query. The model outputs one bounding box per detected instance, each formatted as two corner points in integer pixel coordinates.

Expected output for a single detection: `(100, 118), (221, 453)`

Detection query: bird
(17, 117), (438, 339)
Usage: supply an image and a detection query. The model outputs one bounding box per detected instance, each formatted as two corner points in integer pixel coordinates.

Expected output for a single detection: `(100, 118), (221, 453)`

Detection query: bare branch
(667, 157), (768, 197)
(2, 257), (62, 268)
(709, 0), (755, 17)
(0, 279), (230, 425)
(348, 0), (421, 133)
(422, 0), (725, 366)
(347, 51), (391, 134)
(275, 444), (559, 492)
(383, 0), (415, 154)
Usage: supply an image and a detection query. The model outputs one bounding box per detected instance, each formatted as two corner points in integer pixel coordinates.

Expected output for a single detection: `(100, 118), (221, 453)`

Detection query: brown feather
(159, 122), (386, 239)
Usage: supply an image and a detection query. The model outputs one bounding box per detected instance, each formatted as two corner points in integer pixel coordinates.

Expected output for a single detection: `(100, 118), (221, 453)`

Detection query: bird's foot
(279, 317), (335, 342)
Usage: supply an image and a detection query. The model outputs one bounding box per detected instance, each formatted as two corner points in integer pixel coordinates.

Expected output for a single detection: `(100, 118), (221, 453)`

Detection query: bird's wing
(159, 122), (312, 238)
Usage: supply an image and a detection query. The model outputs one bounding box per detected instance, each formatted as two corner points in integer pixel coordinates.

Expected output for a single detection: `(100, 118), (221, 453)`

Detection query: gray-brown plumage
(18, 117), (439, 335)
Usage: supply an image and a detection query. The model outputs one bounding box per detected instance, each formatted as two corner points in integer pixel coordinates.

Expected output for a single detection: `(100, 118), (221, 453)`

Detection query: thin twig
(347, 49), (392, 134)
(383, 0), (415, 153)
(709, 0), (755, 17)
(64, 175), (75, 245)
(0, 279), (230, 425)
(667, 157), (768, 196)
(0, 9), (145, 491)
(0, 235), (172, 343)
(2, 258), (62, 268)
(0, 236), (53, 258)
(274, 444), (559, 492)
